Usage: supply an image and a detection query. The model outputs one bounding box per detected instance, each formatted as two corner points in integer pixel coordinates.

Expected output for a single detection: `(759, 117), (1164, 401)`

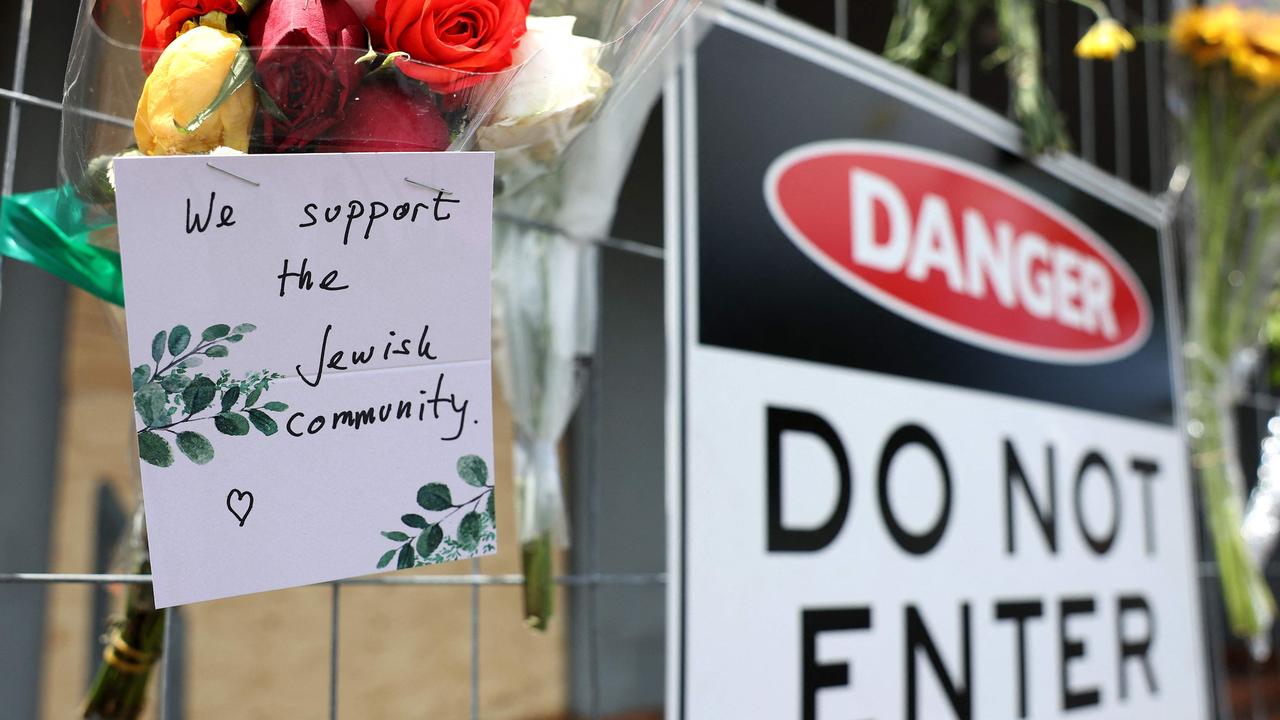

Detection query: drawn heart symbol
(226, 489), (254, 527)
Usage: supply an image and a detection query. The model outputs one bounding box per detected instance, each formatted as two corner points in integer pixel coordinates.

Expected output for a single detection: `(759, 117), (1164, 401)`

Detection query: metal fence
(1, 0), (1276, 718)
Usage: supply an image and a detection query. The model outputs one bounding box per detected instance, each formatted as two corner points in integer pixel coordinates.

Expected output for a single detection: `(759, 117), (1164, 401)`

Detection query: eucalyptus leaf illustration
(457, 454), (488, 487)
(417, 483), (453, 511)
(176, 431), (215, 465)
(378, 456), (495, 570)
(458, 512), (482, 551)
(138, 431), (174, 467)
(376, 549), (397, 569)
(132, 321), (288, 469)
(168, 325), (191, 356)
(131, 366), (150, 393)
(151, 331), (167, 363)
(247, 409), (278, 436)
(214, 411), (251, 436)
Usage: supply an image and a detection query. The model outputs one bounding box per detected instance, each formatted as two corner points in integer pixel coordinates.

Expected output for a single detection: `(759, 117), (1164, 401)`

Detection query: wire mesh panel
(1, 0), (1276, 718)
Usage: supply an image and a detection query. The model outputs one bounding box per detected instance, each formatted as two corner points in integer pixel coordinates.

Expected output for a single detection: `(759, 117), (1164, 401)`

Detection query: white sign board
(114, 152), (497, 607)
(665, 4), (1207, 719)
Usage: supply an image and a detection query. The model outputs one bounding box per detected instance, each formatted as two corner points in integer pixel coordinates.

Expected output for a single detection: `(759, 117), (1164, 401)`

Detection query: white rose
(478, 15), (612, 156)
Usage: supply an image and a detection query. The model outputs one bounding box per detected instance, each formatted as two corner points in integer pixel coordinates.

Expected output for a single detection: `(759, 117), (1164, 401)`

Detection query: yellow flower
(1171, 5), (1246, 65)
(1230, 12), (1280, 87)
(134, 24), (254, 155)
(1075, 18), (1136, 60)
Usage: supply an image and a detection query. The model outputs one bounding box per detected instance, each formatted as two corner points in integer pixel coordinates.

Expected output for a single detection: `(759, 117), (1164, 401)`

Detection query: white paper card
(113, 152), (497, 607)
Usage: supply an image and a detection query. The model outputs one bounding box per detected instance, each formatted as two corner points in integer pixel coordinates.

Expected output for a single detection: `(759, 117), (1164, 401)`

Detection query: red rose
(249, 0), (368, 150)
(316, 79), (451, 152)
(367, 0), (531, 93)
(140, 0), (240, 72)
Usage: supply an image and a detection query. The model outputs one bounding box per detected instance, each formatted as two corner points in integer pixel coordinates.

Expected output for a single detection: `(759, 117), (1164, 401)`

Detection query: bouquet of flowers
(42, 0), (704, 715)
(1164, 2), (1280, 654)
(884, 0), (1135, 154)
(486, 0), (701, 630)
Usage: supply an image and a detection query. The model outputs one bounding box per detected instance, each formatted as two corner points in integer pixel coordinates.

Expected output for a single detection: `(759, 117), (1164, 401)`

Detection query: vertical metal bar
(330, 582), (340, 720)
(1143, 0), (1166, 192)
(2, 0), (35, 196)
(833, 0), (848, 40)
(1044, 0), (1061, 102)
(586, 249), (604, 720)
(1110, 0), (1131, 181)
(956, 45), (971, 98)
(159, 607), (174, 720)
(1077, 9), (1097, 163)
(470, 557), (480, 720)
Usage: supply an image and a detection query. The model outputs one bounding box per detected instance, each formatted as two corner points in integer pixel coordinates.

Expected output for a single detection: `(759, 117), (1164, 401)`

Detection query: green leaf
(202, 324), (231, 342)
(247, 409), (278, 436)
(180, 46), (253, 134)
(233, 323), (257, 334)
(402, 513), (428, 528)
(134, 382), (168, 427)
(376, 548), (397, 569)
(176, 431), (214, 465)
(417, 524), (444, 558)
(221, 386), (241, 412)
(214, 411), (251, 436)
(457, 454), (489, 487)
(382, 531), (410, 541)
(138, 431), (174, 467)
(168, 325), (191, 355)
(180, 356), (203, 368)
(262, 401), (289, 411)
(417, 483), (453, 511)
(236, 0), (260, 14)
(486, 492), (495, 522)
(245, 386), (263, 408)
(226, 334), (244, 343)
(131, 365), (150, 393)
(205, 344), (229, 358)
(151, 331), (167, 363)
(161, 373), (191, 393)
(182, 376), (217, 414)
(396, 543), (416, 569)
(254, 80), (289, 122)
(458, 512), (482, 551)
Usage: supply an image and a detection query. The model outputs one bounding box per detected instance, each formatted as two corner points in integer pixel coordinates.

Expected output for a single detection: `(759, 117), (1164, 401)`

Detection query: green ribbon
(0, 187), (124, 306)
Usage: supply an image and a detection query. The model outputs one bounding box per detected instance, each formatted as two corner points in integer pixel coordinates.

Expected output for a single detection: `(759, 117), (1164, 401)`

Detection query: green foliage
(417, 483), (453, 511)
(132, 320), (287, 468)
(138, 431), (173, 467)
(379, 457), (496, 570)
(214, 411), (250, 436)
(168, 325), (191, 356)
(176, 431), (214, 465)
(457, 454), (488, 487)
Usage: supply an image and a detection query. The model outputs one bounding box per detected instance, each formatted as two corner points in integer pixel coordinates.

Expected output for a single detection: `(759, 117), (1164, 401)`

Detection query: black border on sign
(663, 1), (1206, 718)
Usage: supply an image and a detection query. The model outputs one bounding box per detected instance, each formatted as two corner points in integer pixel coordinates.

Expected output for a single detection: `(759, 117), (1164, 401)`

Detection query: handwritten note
(113, 152), (496, 607)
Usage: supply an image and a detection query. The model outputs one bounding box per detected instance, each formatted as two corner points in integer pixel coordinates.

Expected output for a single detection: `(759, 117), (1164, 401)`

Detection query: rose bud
(316, 78), (451, 152)
(249, 0), (368, 151)
(366, 0), (531, 94)
(140, 0), (241, 72)
(134, 24), (256, 155)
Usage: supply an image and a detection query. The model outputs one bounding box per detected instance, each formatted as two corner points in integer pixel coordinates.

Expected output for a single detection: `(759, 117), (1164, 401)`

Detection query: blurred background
(4, 0), (1280, 718)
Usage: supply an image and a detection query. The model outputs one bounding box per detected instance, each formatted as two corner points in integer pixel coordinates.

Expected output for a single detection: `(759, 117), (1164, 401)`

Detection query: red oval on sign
(763, 141), (1152, 364)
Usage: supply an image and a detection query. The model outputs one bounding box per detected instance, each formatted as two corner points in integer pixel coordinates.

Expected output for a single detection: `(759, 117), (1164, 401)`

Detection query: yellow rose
(1171, 5), (1246, 65)
(1074, 18), (1136, 60)
(134, 24), (255, 155)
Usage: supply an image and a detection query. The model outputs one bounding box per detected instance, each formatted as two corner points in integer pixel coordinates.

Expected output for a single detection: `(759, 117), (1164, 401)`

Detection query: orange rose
(367, 0), (531, 93)
(140, 0), (241, 72)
